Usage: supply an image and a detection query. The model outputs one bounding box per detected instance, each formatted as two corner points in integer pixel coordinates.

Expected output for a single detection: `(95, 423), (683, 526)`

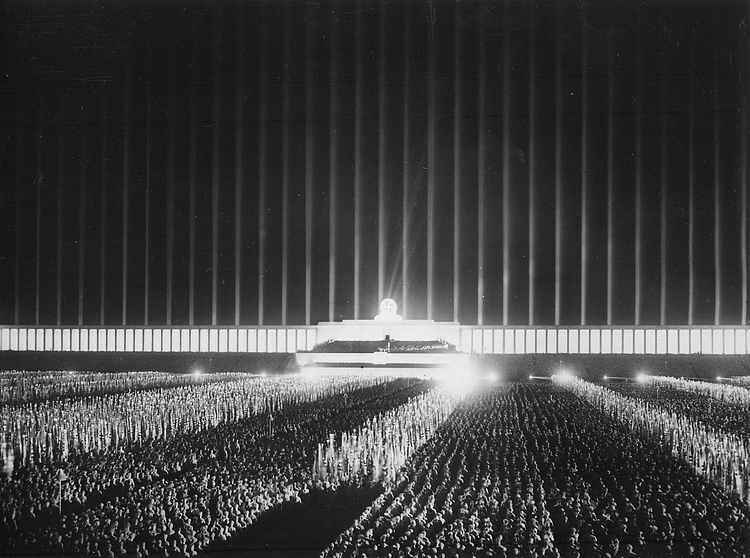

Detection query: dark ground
(199, 486), (383, 558)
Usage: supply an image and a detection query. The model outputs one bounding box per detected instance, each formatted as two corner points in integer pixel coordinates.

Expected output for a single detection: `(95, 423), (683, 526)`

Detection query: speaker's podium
(295, 299), (470, 376)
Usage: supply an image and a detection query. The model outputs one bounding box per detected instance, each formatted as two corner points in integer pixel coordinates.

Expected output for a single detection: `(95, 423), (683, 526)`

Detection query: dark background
(1, 0), (748, 327)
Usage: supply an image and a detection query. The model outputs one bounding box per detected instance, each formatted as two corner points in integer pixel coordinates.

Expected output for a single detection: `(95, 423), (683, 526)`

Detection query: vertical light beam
(401, 2), (411, 317)
(56, 133), (63, 326)
(401, 4), (411, 318)
(634, 12), (643, 326)
(427, 13), (436, 321)
(305, 8), (314, 326)
(234, 9), (244, 327)
(34, 115), (42, 325)
(258, 21), (268, 326)
(14, 132), (21, 324)
(606, 5), (614, 325)
(122, 85), (130, 326)
(281, 11), (290, 326)
(144, 70), (151, 326)
(78, 117), (86, 326)
(660, 76), (667, 325)
(188, 80), (197, 326)
(353, 9), (363, 320)
(688, 79), (695, 326)
(100, 101), (107, 325)
(501, 0), (510, 326)
(477, 5), (486, 326)
(36, 115), (42, 325)
(211, 22), (221, 326)
(742, 93), (748, 326)
(527, 9), (535, 326)
(378, 7), (386, 304)
(554, 5), (563, 326)
(328, 12), (338, 322)
(580, 4), (589, 326)
(166, 87), (175, 326)
(453, 3), (461, 323)
(713, 53), (721, 325)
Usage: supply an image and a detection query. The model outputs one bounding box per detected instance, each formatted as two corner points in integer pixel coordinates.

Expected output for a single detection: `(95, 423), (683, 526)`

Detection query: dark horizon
(1, 0), (748, 327)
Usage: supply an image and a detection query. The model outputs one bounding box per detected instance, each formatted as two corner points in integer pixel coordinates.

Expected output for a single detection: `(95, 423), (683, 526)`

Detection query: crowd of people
(5, 368), (750, 557)
(1, 373), (390, 467)
(313, 384), (466, 488)
(608, 377), (750, 441)
(561, 376), (750, 512)
(645, 375), (750, 407)
(324, 383), (750, 558)
(0, 370), (251, 406)
(1, 372), (431, 556)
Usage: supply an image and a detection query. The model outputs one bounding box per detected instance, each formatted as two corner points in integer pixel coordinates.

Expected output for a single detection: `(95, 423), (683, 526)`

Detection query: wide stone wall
(2, 326), (750, 355)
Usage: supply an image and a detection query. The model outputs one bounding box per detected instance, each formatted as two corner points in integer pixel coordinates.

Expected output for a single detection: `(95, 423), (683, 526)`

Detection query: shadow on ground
(199, 485), (383, 558)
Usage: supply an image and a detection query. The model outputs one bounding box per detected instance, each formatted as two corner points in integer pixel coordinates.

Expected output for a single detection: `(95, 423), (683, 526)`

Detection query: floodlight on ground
(438, 370), (478, 396)
(192, 368), (202, 377)
(603, 375), (608, 381)
(260, 370), (267, 377)
(716, 376), (724, 381)
(485, 371), (500, 384)
(636, 373), (648, 383)
(556, 370), (574, 382)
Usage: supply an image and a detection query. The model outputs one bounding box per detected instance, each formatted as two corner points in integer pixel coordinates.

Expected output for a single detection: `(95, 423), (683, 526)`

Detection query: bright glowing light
(438, 370), (478, 396)
(260, 370), (268, 377)
(603, 375), (608, 381)
(486, 371), (500, 384)
(556, 370), (574, 382)
(716, 376), (723, 381)
(636, 373), (647, 383)
(374, 298), (403, 321)
(192, 368), (202, 377)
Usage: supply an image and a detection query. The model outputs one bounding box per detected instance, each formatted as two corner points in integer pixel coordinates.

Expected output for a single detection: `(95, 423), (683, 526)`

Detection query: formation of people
(0, 370), (251, 406)
(324, 383), (750, 558)
(4, 369), (750, 557)
(567, 376), (750, 505)
(0, 372), (389, 467)
(647, 374), (750, 407)
(313, 384), (466, 487)
(1, 372), (427, 556)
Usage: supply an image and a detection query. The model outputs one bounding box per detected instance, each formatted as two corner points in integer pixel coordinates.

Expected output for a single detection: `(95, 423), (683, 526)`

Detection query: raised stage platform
(295, 351), (470, 369)
(298, 312), (467, 373)
(315, 319), (461, 347)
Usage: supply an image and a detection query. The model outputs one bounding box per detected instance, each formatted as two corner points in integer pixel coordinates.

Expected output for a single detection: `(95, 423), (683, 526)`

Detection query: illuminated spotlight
(528, 375), (552, 381)
(555, 370), (574, 382)
(483, 371), (500, 384)
(716, 376), (723, 381)
(438, 370), (478, 395)
(636, 373), (648, 383)
(260, 370), (268, 377)
(300, 367), (323, 379)
(603, 375), (608, 381)
(192, 368), (203, 377)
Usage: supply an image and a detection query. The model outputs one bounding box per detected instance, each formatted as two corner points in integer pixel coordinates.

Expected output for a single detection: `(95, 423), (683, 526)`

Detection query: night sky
(1, 0), (748, 328)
